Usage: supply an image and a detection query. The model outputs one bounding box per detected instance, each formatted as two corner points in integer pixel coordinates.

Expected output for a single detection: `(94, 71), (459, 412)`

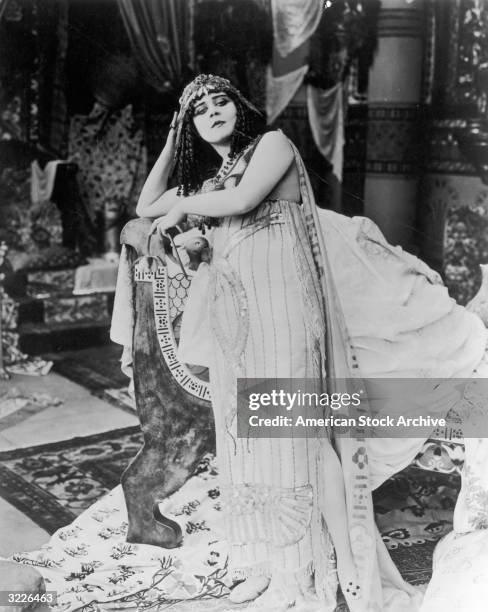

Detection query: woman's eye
(216, 98), (229, 106)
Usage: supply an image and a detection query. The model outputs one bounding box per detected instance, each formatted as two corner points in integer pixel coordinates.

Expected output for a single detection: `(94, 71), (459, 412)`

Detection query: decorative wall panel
(420, 174), (488, 304)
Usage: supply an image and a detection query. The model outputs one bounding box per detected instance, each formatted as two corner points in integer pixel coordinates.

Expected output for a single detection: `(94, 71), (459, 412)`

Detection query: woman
(136, 75), (487, 612)
(136, 73), (366, 611)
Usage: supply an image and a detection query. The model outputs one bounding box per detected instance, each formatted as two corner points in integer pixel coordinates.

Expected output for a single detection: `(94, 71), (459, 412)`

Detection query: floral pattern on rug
(375, 469), (459, 545)
(0, 429), (141, 522)
(374, 468), (460, 585)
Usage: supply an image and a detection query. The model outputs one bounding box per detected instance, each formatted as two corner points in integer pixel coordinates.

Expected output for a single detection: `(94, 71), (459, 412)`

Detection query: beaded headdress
(179, 74), (260, 115)
(175, 74), (262, 146)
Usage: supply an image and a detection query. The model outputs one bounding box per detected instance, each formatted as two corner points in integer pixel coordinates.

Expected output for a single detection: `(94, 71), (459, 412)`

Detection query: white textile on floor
(10, 462), (230, 612)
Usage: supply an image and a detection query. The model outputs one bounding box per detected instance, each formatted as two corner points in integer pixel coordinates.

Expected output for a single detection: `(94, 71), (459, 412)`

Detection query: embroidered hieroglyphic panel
(134, 260), (211, 402)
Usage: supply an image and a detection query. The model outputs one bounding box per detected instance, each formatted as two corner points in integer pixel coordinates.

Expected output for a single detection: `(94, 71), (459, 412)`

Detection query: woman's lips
(212, 120), (225, 128)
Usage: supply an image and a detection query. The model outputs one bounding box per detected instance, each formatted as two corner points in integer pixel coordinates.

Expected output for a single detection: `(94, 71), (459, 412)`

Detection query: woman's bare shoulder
(250, 130), (294, 164)
(257, 129), (292, 149)
(246, 132), (299, 202)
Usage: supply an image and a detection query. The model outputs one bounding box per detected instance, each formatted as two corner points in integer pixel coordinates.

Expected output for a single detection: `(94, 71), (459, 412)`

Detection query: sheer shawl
(289, 141), (415, 610)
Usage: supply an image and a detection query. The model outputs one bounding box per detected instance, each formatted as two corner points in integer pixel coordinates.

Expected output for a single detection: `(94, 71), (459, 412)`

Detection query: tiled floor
(0, 369), (138, 557)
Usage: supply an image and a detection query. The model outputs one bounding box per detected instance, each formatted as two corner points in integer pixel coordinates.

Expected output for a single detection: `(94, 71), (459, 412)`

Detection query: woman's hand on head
(149, 203), (186, 238)
(162, 111), (178, 159)
(135, 111), (181, 218)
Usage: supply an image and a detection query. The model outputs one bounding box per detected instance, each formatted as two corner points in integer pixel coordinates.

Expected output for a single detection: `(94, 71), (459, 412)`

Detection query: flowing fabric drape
(266, 0), (344, 180)
(270, 0), (323, 58)
(266, 0), (315, 124)
(118, 0), (194, 92)
(266, 64), (309, 124)
(306, 83), (344, 180)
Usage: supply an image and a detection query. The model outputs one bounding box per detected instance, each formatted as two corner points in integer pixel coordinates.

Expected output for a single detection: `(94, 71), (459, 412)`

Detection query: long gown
(206, 195), (336, 599)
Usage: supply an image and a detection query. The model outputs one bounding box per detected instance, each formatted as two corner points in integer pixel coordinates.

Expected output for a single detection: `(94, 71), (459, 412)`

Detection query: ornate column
(420, 0), (488, 304)
(364, 0), (425, 249)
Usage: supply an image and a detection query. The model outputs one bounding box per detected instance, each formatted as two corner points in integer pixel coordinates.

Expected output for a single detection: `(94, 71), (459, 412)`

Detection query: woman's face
(192, 91), (237, 146)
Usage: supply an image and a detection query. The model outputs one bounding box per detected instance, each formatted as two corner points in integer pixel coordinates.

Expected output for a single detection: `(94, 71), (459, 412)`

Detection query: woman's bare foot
(228, 575), (270, 604)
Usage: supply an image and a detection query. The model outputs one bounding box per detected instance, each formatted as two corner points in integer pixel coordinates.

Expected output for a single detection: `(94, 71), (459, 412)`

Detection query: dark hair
(174, 89), (265, 196)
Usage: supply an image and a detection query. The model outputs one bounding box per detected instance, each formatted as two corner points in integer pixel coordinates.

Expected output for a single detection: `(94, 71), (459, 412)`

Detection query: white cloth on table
(30, 160), (62, 204)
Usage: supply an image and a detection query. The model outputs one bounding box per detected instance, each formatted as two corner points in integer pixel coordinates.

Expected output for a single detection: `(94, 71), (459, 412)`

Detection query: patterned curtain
(37, 0), (69, 157)
(69, 103), (146, 224)
(118, 0), (194, 92)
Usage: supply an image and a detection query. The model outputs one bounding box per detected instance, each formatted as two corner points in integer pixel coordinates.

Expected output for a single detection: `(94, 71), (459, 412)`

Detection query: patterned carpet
(373, 468), (459, 585)
(0, 426), (141, 533)
(0, 423), (460, 587)
(5, 442), (443, 612)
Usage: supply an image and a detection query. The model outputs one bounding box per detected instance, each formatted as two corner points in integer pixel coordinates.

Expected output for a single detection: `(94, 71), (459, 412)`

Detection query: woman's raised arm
(136, 115), (183, 218)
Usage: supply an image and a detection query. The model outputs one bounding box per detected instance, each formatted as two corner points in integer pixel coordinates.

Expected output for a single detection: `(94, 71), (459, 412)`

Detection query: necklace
(196, 143), (254, 233)
(212, 153), (237, 186)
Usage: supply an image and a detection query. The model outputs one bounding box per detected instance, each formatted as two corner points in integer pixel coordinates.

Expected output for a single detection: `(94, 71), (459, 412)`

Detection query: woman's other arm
(136, 115), (183, 218)
(149, 131), (295, 234)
